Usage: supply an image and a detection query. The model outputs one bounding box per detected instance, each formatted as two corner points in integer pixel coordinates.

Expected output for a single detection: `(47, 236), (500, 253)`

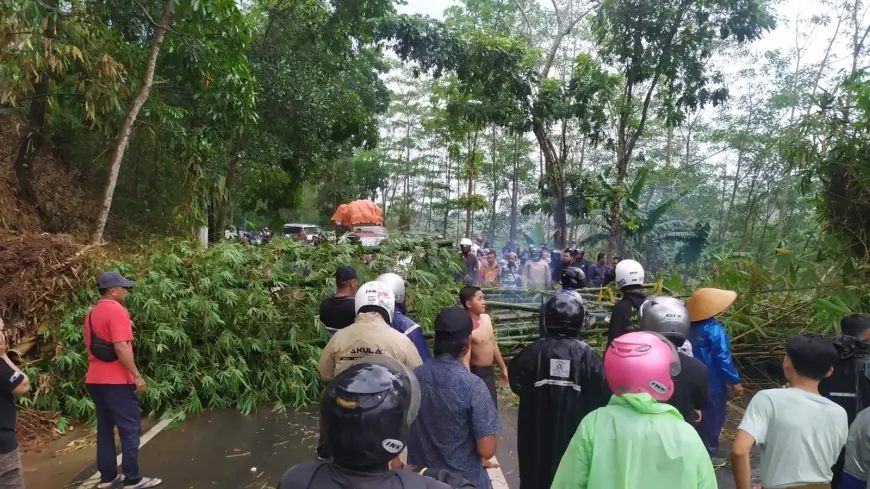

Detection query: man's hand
(730, 383), (744, 397)
(134, 375), (147, 393)
(501, 367), (509, 386)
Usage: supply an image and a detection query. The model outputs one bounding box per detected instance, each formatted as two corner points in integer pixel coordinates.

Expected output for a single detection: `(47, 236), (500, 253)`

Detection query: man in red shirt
(85, 272), (161, 489)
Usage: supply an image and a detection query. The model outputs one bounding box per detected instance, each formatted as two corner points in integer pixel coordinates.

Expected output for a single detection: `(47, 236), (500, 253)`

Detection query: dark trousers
(87, 384), (142, 486)
(0, 449), (24, 489)
(696, 394), (727, 457)
(470, 365), (497, 407)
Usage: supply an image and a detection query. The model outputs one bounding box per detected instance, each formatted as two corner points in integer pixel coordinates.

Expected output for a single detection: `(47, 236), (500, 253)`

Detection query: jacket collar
(609, 393), (683, 419)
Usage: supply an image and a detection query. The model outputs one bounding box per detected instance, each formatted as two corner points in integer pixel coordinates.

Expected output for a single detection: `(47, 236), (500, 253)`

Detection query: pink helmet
(604, 331), (681, 401)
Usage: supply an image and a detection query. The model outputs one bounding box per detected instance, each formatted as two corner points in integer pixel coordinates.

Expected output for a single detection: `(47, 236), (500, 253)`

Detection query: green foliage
(790, 72), (870, 260)
(32, 238), (461, 422)
(593, 0), (775, 123)
(681, 241), (870, 358)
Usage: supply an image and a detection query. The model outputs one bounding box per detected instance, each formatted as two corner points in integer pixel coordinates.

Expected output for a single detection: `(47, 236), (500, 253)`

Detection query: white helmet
(459, 238), (473, 246)
(355, 281), (396, 323)
(375, 273), (406, 303)
(615, 259), (644, 288)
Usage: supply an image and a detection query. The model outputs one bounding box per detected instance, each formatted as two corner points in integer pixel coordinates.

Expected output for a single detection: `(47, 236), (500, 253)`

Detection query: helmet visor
(353, 354), (421, 425)
(644, 331), (682, 377)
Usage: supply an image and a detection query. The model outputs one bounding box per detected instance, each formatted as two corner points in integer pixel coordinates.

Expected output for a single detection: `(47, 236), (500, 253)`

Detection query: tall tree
(592, 0), (775, 252)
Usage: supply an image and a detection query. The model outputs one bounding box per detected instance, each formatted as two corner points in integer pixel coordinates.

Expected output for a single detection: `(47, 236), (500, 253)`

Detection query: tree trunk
(531, 122), (566, 248)
(608, 148), (630, 253)
(442, 151), (453, 237)
(92, 1), (174, 244)
(13, 78), (48, 212)
(509, 134), (520, 247)
(465, 173), (473, 237)
(665, 125), (674, 167)
(13, 3), (56, 229)
(215, 156), (236, 235)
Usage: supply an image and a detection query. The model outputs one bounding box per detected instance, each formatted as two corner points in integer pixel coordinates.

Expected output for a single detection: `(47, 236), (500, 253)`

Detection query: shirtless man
(459, 286), (508, 471)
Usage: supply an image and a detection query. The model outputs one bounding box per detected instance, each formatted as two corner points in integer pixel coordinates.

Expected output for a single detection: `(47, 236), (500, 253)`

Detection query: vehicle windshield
(303, 226), (322, 236)
(357, 226), (386, 234)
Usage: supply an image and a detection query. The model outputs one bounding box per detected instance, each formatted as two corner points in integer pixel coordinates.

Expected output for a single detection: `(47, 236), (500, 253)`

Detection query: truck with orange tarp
(331, 200), (388, 246)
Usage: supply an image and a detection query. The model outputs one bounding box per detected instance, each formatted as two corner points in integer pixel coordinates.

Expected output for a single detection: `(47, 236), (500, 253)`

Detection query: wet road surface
(64, 401), (520, 489)
(57, 398), (756, 489)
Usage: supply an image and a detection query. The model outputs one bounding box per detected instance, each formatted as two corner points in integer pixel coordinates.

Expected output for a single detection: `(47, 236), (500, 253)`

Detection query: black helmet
(321, 356), (420, 469)
(639, 296), (690, 346)
(544, 291), (587, 336)
(561, 266), (586, 289)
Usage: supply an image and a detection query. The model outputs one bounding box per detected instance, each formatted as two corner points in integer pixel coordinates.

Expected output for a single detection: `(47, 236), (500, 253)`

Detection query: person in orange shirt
(85, 271), (161, 489)
(478, 250), (502, 287)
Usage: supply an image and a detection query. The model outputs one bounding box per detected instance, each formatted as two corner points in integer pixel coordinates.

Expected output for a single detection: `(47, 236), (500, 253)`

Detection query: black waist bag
(88, 314), (119, 362)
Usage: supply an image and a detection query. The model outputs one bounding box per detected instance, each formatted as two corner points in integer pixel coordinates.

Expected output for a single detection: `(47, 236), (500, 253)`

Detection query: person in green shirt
(551, 330), (717, 489)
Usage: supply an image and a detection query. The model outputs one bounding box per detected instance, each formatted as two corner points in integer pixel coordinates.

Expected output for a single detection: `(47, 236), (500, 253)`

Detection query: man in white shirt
(731, 333), (848, 489)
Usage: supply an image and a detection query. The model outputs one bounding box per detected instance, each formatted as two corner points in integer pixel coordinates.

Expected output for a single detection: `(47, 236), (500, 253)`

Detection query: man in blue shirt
(409, 307), (501, 489)
(587, 253), (608, 288)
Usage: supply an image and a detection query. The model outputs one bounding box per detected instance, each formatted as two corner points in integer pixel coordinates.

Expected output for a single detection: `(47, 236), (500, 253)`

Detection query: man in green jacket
(551, 331), (716, 489)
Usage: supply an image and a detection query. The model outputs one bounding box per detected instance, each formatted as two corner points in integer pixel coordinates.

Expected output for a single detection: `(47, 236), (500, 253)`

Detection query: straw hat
(686, 288), (738, 322)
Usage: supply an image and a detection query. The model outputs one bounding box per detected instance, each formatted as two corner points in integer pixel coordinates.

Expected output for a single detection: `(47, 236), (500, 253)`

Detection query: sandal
(96, 475), (124, 489)
(126, 477), (162, 488)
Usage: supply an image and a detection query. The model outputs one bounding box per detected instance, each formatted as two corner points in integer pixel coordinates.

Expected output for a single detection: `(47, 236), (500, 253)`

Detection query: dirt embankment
(0, 114), (94, 235)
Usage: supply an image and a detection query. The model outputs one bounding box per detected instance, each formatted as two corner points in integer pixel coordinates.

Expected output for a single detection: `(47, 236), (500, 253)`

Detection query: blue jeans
(87, 384), (142, 486)
(696, 394), (727, 457)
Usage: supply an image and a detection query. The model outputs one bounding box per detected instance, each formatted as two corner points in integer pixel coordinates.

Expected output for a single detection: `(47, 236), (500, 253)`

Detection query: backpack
(278, 461), (428, 489)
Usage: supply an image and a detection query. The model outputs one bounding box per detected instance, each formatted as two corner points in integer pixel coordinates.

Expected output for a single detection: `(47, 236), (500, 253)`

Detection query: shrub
(28, 237), (461, 423)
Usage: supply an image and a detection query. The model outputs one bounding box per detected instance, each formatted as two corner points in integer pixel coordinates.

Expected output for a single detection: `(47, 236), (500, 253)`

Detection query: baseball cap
(97, 271), (136, 289)
(336, 265), (358, 282)
(434, 306), (473, 343)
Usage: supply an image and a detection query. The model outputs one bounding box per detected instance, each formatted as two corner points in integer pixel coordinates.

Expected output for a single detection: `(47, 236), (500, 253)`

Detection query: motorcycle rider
(638, 296), (709, 425)
(278, 357), (476, 489)
(510, 292), (610, 489)
(538, 266), (587, 337)
(376, 273), (432, 363)
(319, 281), (423, 380)
(606, 259), (647, 347)
(819, 314), (870, 487)
(551, 331), (716, 489)
(317, 282), (424, 460)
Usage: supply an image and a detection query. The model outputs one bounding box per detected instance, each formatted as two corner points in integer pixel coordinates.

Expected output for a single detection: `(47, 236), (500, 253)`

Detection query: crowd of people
(284, 253), (870, 489)
(1, 244), (862, 489)
(459, 235), (619, 289)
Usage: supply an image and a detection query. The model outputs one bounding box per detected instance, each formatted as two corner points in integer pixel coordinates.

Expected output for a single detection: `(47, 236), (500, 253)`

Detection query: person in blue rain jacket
(377, 273), (431, 363)
(687, 287), (744, 468)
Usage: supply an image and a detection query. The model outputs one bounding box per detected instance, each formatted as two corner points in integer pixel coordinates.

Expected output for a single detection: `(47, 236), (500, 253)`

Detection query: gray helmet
(375, 272), (406, 304)
(639, 296), (690, 343)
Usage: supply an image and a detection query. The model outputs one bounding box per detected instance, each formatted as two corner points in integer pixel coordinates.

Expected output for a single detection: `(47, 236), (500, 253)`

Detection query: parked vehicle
(282, 223), (322, 243)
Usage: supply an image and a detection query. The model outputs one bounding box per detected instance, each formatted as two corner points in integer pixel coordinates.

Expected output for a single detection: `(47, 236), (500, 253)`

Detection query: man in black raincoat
(820, 314), (870, 488)
(509, 292), (611, 489)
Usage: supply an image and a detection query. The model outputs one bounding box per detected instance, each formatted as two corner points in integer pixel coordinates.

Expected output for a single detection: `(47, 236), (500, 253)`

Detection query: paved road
(64, 402), (520, 489)
(60, 398), (760, 489)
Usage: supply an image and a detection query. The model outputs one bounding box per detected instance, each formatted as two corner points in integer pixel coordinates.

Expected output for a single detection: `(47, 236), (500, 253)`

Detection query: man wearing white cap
(459, 238), (478, 286)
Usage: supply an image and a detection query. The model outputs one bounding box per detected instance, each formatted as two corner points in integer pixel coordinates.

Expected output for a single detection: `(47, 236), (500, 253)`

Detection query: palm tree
(574, 168), (709, 271)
